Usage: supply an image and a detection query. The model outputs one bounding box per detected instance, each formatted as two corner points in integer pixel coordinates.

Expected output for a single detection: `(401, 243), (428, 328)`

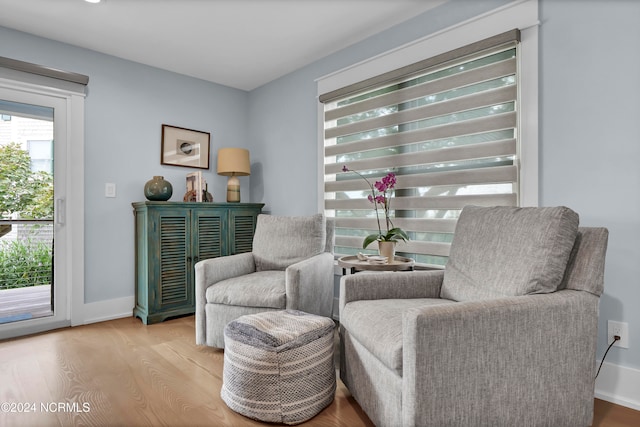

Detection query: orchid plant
(342, 165), (409, 249)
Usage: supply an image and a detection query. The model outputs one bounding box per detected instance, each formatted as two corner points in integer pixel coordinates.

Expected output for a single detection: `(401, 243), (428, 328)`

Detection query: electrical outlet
(608, 320), (629, 349)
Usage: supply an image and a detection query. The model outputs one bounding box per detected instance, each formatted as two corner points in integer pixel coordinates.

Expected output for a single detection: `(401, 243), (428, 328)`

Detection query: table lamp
(217, 148), (250, 202)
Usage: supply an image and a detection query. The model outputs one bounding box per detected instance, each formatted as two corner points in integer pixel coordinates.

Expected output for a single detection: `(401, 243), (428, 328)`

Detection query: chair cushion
(206, 270), (285, 309)
(252, 214), (326, 271)
(340, 298), (455, 376)
(441, 205), (579, 302)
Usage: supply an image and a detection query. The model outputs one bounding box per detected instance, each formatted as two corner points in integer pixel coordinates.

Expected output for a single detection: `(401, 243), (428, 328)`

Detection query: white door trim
(0, 79), (85, 339)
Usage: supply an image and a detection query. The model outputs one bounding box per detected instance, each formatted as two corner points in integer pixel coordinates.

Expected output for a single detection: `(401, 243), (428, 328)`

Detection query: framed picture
(185, 171), (203, 202)
(161, 124), (210, 169)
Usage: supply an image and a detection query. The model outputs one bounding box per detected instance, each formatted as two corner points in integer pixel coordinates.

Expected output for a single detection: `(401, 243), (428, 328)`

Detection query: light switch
(105, 183), (116, 198)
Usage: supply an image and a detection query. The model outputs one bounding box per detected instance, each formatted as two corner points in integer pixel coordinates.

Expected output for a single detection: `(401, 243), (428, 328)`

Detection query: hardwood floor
(593, 399), (640, 427)
(0, 315), (638, 427)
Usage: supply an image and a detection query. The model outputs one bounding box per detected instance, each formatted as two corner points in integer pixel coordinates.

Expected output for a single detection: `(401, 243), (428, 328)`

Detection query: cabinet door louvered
(193, 209), (225, 262)
(230, 210), (258, 255)
(133, 201), (263, 324)
(158, 213), (191, 307)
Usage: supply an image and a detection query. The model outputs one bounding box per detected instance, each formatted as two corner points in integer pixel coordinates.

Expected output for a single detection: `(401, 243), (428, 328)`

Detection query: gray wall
(0, 26), (250, 304)
(539, 0), (640, 370)
(248, 0), (640, 372)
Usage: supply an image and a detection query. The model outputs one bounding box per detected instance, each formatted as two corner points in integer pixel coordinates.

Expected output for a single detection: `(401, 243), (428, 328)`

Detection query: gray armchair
(195, 213), (334, 348)
(339, 206), (608, 427)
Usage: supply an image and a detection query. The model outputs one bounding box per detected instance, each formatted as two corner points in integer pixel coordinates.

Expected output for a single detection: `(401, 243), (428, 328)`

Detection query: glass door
(0, 88), (71, 338)
(0, 102), (54, 324)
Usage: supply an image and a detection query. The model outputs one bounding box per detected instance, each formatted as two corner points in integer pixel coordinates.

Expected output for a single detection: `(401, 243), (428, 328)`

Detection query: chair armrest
(285, 252), (335, 317)
(339, 270), (444, 314)
(195, 252), (255, 290)
(402, 290), (599, 427)
(194, 253), (255, 345)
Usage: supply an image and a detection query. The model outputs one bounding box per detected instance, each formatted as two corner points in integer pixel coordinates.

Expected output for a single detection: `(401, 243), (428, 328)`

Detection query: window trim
(317, 0), (539, 212)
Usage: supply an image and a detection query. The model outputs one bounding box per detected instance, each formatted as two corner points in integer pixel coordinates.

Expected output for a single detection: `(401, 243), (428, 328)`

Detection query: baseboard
(83, 295), (135, 325)
(595, 360), (640, 411)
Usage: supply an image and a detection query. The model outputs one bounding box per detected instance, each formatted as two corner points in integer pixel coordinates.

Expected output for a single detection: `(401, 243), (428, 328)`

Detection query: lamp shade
(217, 148), (251, 176)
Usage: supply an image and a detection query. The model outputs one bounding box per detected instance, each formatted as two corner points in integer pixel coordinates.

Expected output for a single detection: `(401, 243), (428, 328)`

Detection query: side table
(338, 255), (415, 275)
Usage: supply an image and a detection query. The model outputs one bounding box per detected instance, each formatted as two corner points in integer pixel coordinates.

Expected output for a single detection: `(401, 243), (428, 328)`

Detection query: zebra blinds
(0, 56), (89, 95)
(321, 30), (520, 267)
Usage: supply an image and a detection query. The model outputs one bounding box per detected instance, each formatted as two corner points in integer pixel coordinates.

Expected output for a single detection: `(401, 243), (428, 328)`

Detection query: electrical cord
(595, 335), (620, 379)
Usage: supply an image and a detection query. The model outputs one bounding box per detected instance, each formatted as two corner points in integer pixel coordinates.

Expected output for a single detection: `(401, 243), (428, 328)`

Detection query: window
(321, 30), (522, 267)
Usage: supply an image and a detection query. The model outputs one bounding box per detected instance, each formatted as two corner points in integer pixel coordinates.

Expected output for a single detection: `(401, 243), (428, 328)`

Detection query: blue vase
(144, 176), (173, 201)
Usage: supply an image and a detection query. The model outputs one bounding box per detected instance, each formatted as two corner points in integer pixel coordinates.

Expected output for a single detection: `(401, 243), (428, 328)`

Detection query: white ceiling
(0, 0), (446, 91)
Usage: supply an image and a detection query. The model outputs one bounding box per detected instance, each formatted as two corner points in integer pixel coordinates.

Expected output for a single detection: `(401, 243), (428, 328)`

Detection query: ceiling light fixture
(85, 0), (102, 3)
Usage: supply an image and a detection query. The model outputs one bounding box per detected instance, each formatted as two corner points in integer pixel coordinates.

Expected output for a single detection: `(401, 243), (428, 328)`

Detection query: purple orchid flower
(340, 166), (408, 248)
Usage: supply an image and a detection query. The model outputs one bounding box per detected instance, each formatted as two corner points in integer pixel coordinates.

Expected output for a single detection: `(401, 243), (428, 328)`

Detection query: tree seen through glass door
(0, 104), (54, 324)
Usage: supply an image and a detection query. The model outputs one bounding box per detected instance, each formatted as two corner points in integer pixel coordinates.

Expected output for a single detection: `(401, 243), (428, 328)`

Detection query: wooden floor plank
(0, 315), (638, 427)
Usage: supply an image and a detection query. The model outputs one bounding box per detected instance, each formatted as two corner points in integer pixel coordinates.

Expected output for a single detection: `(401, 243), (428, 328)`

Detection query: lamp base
(226, 175), (241, 202)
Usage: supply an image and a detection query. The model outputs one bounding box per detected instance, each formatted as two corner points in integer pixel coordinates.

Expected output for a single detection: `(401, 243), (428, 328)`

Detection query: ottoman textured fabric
(221, 310), (336, 425)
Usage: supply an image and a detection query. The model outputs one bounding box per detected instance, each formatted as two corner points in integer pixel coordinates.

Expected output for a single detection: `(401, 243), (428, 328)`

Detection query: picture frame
(185, 171), (203, 202)
(161, 124), (210, 169)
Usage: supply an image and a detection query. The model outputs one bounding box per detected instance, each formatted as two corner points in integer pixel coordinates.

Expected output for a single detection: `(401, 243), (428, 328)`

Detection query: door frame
(0, 78), (85, 339)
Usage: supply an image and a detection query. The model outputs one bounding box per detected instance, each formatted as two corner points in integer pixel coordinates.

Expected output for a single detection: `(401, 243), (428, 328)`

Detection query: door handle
(55, 198), (65, 225)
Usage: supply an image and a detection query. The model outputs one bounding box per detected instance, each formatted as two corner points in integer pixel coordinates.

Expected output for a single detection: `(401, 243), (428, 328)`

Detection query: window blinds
(321, 30), (520, 267)
(0, 56), (89, 95)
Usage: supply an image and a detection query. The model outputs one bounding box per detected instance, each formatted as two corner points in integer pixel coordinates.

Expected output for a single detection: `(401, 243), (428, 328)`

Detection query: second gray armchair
(195, 213), (335, 348)
(339, 206), (609, 427)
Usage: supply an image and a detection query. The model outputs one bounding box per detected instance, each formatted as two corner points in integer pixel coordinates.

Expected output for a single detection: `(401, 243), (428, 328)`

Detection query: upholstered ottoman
(221, 310), (336, 425)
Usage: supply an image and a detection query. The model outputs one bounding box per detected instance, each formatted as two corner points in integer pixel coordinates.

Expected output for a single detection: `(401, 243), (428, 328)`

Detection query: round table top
(338, 255), (415, 272)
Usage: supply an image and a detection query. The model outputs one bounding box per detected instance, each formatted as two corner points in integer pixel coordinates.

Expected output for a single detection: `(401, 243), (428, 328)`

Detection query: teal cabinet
(132, 201), (263, 324)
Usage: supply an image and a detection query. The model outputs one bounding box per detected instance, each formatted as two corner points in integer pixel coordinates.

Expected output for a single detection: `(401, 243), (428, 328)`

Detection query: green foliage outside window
(0, 142), (54, 289)
(0, 142), (54, 219)
(0, 238), (52, 289)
